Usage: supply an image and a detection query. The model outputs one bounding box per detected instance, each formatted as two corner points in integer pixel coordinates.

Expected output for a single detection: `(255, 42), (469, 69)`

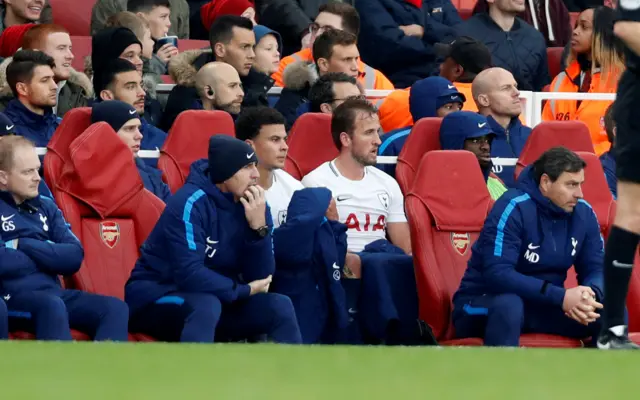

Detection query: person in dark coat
(423, 0), (463, 43)
(456, 0), (550, 91)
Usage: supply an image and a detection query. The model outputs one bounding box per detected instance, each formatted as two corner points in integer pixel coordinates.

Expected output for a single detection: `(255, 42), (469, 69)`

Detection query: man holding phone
(126, 135), (302, 344)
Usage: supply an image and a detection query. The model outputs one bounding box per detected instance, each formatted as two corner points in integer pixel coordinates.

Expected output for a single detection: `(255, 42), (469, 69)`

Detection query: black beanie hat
(0, 112), (16, 136)
(91, 100), (139, 132)
(91, 27), (141, 76)
(208, 135), (258, 184)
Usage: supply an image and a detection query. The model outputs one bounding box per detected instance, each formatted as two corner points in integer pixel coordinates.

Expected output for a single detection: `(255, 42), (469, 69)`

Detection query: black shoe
(597, 328), (640, 350)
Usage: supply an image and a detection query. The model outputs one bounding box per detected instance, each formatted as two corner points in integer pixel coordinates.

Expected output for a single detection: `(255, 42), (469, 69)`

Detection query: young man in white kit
(235, 106), (303, 228)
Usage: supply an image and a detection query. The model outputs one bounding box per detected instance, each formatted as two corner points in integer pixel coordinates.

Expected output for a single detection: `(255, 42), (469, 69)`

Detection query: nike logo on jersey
(2, 294), (9, 301)
(336, 194), (353, 202)
(246, 152), (255, 159)
(129, 109), (136, 115)
(448, 85), (455, 89)
(1, 214), (14, 222)
(5, 125), (13, 130)
(332, 262), (340, 270)
(478, 123), (487, 128)
(206, 237), (219, 245)
(527, 243), (540, 250)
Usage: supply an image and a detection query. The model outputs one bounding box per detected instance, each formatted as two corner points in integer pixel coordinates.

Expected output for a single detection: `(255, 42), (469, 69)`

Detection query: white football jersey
(265, 169), (304, 228)
(302, 160), (407, 252)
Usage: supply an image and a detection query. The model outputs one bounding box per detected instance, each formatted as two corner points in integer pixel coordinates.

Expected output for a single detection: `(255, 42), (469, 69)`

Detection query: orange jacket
(455, 82), (477, 112)
(272, 47), (395, 90)
(542, 60), (618, 155)
(376, 88), (412, 133)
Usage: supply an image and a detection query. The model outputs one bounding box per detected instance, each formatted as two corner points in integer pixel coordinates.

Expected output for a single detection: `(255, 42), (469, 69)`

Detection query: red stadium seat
(55, 123), (165, 341)
(158, 110), (235, 193)
(70, 36), (92, 72)
(515, 121), (595, 179)
(451, 0), (478, 10)
(575, 152), (615, 239)
(177, 39), (209, 52)
(570, 12), (579, 29)
(547, 47), (564, 80)
(50, 0), (95, 36)
(44, 107), (92, 198)
(458, 9), (473, 20)
(284, 113), (336, 180)
(396, 118), (442, 194)
(405, 150), (583, 347)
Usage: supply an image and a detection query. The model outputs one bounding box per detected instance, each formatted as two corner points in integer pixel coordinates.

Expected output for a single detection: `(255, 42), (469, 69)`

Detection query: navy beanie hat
(208, 135), (258, 184)
(0, 112), (16, 136)
(91, 100), (140, 132)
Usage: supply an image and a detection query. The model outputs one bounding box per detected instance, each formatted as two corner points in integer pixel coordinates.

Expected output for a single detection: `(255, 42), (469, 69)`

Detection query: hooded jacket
(4, 99), (61, 148)
(272, 187), (349, 344)
(453, 165), (605, 307)
(486, 115), (532, 188)
(0, 191), (83, 294)
(456, 13), (550, 91)
(135, 158), (171, 203)
(139, 117), (168, 169)
(378, 76), (464, 177)
(125, 159), (275, 314)
(273, 60), (317, 130)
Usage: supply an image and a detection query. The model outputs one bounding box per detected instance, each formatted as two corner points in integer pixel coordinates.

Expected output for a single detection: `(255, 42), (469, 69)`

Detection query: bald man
(161, 62), (245, 130)
(472, 68), (532, 188)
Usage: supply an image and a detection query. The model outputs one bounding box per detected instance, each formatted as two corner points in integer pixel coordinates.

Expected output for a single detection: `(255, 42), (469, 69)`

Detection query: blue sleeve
(165, 196), (251, 302)
(480, 196), (566, 307)
(17, 202), (84, 276)
(423, 1), (461, 43)
(355, 0), (435, 66)
(441, 0), (463, 26)
(0, 234), (39, 279)
(533, 41), (551, 91)
(574, 203), (605, 301)
(241, 207), (276, 282)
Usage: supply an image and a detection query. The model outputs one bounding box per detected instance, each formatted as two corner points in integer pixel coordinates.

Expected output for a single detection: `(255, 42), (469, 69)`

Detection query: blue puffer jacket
(140, 117), (167, 169)
(355, 0), (437, 88)
(4, 99), (61, 148)
(486, 115), (531, 188)
(456, 13), (549, 91)
(453, 165), (604, 307)
(125, 159), (274, 314)
(135, 158), (171, 203)
(423, 0), (462, 43)
(272, 188), (349, 344)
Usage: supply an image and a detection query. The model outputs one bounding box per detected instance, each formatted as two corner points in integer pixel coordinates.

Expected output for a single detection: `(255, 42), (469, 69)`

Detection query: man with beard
(4, 50), (60, 148)
(439, 111), (507, 200)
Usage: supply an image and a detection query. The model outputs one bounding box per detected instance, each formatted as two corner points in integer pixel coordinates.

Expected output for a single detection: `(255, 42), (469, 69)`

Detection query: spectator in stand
(472, 0), (571, 47)
(0, 24), (93, 118)
(94, 58), (167, 168)
(0, 0), (51, 35)
(126, 135), (302, 344)
(128, 0), (180, 71)
(456, 0), (550, 91)
(169, 16), (273, 110)
(562, 0), (604, 12)
(235, 106), (303, 228)
(599, 103), (616, 198)
(91, 0), (189, 39)
(423, 0), (463, 42)
(355, 0), (438, 89)
(542, 6), (624, 156)
(91, 100), (171, 202)
(191, 0), (256, 40)
(378, 76), (465, 178)
(309, 73), (361, 114)
(452, 147), (604, 347)
(376, 89), (410, 134)
(440, 111), (508, 200)
(162, 61), (244, 130)
(0, 136), (129, 341)
(473, 67), (532, 188)
(273, 3), (393, 91)
(256, 0), (331, 57)
(252, 25), (282, 77)
(3, 50), (59, 148)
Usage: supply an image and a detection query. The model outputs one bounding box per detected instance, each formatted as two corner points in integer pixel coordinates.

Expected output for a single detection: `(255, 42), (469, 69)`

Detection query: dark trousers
(129, 292), (302, 344)
(452, 293), (601, 346)
(0, 300), (8, 339)
(6, 289), (129, 341)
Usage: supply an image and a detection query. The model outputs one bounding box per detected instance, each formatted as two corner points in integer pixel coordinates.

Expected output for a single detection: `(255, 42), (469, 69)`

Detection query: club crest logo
(278, 210), (287, 226)
(451, 232), (470, 256)
(377, 192), (390, 209)
(100, 221), (120, 249)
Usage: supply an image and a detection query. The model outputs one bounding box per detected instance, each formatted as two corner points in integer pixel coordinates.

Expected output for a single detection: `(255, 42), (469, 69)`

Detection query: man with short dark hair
(309, 73), (361, 114)
(599, 103), (617, 199)
(4, 50), (60, 148)
(453, 147), (605, 347)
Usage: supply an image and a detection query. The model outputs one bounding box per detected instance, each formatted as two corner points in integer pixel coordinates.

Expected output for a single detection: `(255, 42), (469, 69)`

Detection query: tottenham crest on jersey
(451, 232), (470, 256)
(377, 192), (390, 209)
(100, 221), (120, 249)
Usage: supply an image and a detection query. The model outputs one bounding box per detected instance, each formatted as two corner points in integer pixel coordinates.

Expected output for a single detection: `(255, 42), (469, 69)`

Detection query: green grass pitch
(1, 342), (639, 399)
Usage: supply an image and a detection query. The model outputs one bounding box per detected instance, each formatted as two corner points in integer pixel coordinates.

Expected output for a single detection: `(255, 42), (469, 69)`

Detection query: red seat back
(570, 12), (579, 29)
(575, 152), (615, 239)
(56, 123), (164, 299)
(515, 121), (595, 179)
(284, 113), (336, 180)
(547, 47), (564, 80)
(396, 118), (442, 194)
(70, 36), (92, 72)
(158, 110), (235, 193)
(44, 107), (92, 197)
(177, 39), (209, 52)
(405, 150), (493, 340)
(51, 0), (95, 36)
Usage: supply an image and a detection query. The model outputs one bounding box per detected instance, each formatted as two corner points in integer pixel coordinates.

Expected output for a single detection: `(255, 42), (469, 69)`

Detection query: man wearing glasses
(309, 73), (363, 114)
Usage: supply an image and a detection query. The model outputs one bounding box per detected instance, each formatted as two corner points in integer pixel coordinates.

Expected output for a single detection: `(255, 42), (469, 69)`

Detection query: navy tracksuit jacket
(139, 117), (167, 169)
(0, 191), (128, 341)
(452, 166), (604, 346)
(272, 187), (349, 344)
(485, 116), (531, 188)
(4, 99), (61, 148)
(126, 160), (301, 343)
(135, 158), (171, 202)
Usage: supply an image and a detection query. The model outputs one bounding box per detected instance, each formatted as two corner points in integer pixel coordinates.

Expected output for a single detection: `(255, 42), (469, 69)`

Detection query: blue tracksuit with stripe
(452, 165), (604, 346)
(0, 191), (128, 341)
(126, 159), (301, 343)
